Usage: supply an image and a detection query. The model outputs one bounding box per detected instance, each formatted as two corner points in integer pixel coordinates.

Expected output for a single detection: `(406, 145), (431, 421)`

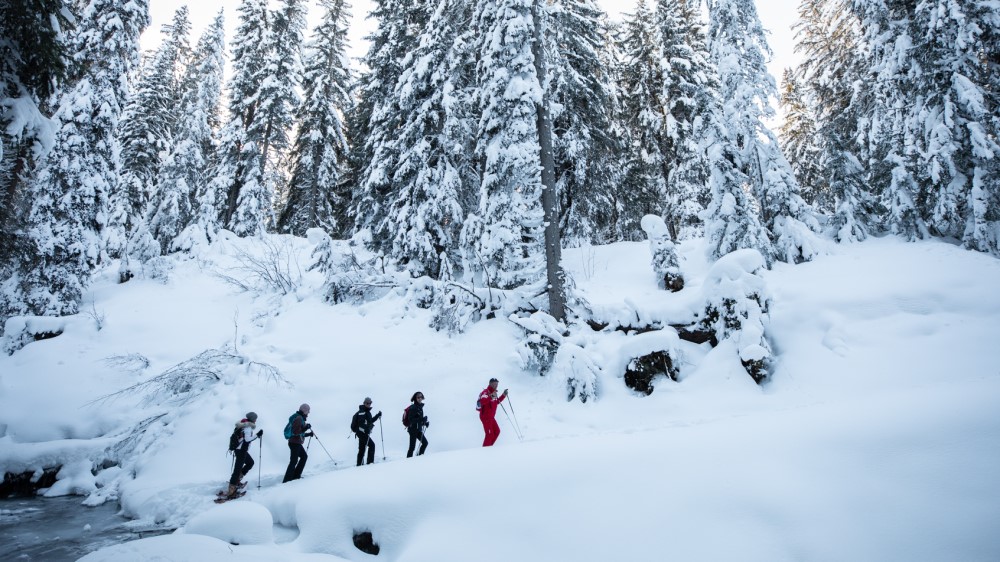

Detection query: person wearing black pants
(283, 403), (313, 483)
(227, 412), (262, 497)
(405, 392), (429, 458)
(352, 397), (382, 466)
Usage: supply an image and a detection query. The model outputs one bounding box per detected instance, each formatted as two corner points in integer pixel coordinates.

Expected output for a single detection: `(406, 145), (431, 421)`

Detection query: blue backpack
(283, 412), (301, 439)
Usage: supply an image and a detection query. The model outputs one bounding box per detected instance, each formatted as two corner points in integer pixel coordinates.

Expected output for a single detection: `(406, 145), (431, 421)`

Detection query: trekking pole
(257, 438), (263, 490)
(505, 394), (523, 439)
(378, 418), (386, 461)
(500, 403), (523, 442)
(312, 434), (337, 465)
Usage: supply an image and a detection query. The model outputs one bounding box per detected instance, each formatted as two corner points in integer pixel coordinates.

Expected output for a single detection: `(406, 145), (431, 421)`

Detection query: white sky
(142, 0), (801, 88)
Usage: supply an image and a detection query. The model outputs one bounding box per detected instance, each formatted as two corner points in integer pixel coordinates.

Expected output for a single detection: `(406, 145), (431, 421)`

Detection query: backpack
(351, 411), (361, 433)
(228, 425), (241, 452)
(401, 406), (410, 427)
(283, 412), (300, 440)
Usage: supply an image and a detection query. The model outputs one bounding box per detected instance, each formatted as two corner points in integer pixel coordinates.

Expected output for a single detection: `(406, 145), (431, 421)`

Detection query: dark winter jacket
(406, 402), (428, 434)
(288, 411), (311, 445)
(352, 405), (381, 436)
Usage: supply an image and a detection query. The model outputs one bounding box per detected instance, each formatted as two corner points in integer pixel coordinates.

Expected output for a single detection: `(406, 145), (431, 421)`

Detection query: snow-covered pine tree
(235, 0), (306, 237)
(350, 0), (433, 248)
(546, 0), (623, 245)
(16, 0), (148, 315)
(777, 69), (824, 207)
(212, 0), (271, 236)
(467, 0), (547, 289)
(0, 0), (69, 321)
(655, 0), (714, 241)
(848, 0), (928, 242)
(616, 0), (667, 240)
(793, 0), (877, 243)
(707, 0), (821, 263)
(276, 0), (352, 237)
(156, 11), (226, 254)
(380, 0), (473, 278)
(874, 0), (1000, 254)
(117, 6), (191, 256)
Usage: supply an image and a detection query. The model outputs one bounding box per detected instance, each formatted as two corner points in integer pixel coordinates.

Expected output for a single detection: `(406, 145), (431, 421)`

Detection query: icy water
(0, 496), (170, 561)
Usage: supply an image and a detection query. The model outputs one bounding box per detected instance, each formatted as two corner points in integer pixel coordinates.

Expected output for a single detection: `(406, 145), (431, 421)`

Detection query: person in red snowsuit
(478, 377), (507, 446)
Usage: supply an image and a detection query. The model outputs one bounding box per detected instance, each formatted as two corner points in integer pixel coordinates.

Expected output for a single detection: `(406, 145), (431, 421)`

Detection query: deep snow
(1, 234), (999, 561)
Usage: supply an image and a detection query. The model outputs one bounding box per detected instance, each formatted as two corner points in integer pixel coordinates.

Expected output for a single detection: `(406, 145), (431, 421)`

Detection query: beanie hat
(246, 412), (258, 423)
(300, 403), (311, 414)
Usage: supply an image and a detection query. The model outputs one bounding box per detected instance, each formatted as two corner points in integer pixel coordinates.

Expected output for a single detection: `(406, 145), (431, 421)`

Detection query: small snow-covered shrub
(217, 236), (302, 295)
(641, 214), (684, 292)
(697, 249), (772, 383)
(142, 256), (174, 284)
(429, 282), (484, 335)
(1, 315), (67, 355)
(549, 342), (601, 403)
(511, 312), (566, 376)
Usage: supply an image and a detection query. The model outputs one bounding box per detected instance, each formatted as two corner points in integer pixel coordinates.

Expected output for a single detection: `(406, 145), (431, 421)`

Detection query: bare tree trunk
(531, 0), (566, 322)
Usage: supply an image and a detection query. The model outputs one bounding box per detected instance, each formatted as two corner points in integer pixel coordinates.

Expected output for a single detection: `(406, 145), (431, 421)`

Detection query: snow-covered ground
(2, 234), (999, 561)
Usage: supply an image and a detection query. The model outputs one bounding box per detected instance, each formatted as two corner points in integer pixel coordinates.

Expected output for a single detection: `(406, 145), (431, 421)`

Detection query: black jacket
(406, 402), (428, 434)
(353, 405), (381, 435)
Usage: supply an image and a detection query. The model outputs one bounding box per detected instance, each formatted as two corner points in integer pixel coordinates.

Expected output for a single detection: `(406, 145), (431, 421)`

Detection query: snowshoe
(214, 490), (246, 504)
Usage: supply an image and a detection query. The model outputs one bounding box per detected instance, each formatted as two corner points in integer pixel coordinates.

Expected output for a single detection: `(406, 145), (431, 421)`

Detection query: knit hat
(300, 403), (311, 414)
(363, 397), (372, 405)
(245, 412), (258, 423)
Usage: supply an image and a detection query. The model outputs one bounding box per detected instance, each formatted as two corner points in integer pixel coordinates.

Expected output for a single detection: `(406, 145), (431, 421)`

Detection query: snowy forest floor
(1, 234), (999, 561)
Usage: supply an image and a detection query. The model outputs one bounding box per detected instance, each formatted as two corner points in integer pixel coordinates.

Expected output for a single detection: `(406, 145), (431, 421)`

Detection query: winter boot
(225, 484), (240, 498)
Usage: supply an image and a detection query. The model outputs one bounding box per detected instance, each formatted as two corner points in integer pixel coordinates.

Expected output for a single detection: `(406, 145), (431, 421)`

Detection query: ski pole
(500, 403), (523, 442)
(312, 434), (337, 464)
(506, 394), (523, 439)
(378, 418), (386, 461)
(257, 438), (262, 490)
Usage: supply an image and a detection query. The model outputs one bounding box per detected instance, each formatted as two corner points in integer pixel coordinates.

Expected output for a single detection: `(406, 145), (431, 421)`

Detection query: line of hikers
(223, 378), (511, 498)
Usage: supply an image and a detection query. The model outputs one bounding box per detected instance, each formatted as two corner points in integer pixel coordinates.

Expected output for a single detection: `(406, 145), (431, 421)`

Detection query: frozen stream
(0, 496), (170, 561)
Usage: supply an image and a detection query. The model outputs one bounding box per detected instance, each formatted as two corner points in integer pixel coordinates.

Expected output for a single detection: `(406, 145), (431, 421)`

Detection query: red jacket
(478, 387), (506, 420)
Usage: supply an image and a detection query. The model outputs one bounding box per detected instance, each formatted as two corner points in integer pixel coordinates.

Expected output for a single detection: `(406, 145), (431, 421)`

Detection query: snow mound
(181, 500), (274, 545)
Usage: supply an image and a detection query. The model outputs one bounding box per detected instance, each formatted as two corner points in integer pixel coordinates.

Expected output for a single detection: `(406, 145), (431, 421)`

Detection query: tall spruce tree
(707, 0), (821, 263)
(0, 0), (69, 320)
(655, 0), (714, 241)
(777, 69), (823, 207)
(854, 0), (1000, 255)
(211, 0), (270, 236)
(616, 0), (668, 240)
(117, 6), (191, 254)
(16, 0), (148, 315)
(547, 0), (622, 245)
(466, 0), (547, 289)
(157, 11), (226, 253)
(277, 0), (352, 237)
(351, 0), (433, 247)
(849, 0), (928, 241)
(793, 0), (877, 243)
(379, 0), (474, 278)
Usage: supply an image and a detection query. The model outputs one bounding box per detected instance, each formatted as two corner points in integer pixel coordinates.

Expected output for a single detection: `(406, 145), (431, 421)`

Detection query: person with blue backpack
(282, 403), (314, 483)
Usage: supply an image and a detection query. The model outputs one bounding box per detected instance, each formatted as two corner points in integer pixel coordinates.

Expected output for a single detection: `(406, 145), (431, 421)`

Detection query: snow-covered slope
(2, 235), (999, 561)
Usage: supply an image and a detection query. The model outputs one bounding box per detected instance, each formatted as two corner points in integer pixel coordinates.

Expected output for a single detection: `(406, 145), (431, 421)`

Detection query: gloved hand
(304, 431), (314, 437)
(304, 423), (312, 431)
(423, 419), (430, 428)
(256, 429), (264, 437)
(375, 411), (382, 419)
(502, 389), (508, 396)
